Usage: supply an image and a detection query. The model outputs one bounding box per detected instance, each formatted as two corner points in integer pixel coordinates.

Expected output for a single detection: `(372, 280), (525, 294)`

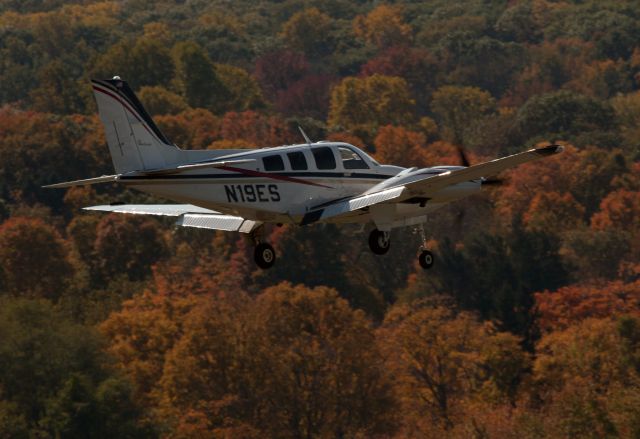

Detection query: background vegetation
(0, 0), (638, 437)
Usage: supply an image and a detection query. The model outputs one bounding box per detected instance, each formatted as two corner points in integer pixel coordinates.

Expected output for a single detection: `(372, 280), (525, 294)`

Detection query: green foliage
(328, 74), (415, 139)
(0, 1), (638, 435)
(0, 298), (150, 438)
(431, 85), (496, 146)
(171, 41), (230, 114)
(515, 90), (618, 147)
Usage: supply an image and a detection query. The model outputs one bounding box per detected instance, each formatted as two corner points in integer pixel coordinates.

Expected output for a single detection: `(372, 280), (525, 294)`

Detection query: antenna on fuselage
(298, 126), (312, 145)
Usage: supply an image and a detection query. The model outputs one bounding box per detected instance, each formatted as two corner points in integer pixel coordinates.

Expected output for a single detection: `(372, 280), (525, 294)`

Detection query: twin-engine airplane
(45, 78), (563, 269)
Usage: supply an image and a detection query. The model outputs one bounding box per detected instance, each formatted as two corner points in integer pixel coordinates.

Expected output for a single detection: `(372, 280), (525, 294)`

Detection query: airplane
(45, 77), (563, 269)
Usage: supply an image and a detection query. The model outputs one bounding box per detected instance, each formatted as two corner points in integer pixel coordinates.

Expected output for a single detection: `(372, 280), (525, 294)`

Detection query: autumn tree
(92, 37), (175, 88)
(280, 8), (334, 56)
(379, 303), (527, 434)
(360, 45), (439, 111)
(531, 317), (640, 437)
(514, 90), (617, 147)
(373, 125), (426, 167)
(430, 85), (496, 147)
(214, 63), (265, 112)
(0, 298), (149, 438)
(137, 86), (189, 116)
(92, 214), (168, 282)
(0, 217), (73, 299)
(154, 108), (221, 150)
(100, 292), (204, 408)
(353, 5), (412, 48)
(535, 281), (640, 334)
(220, 111), (295, 147)
(254, 50), (309, 99)
(328, 74), (415, 139)
(29, 60), (87, 114)
(172, 41), (229, 113)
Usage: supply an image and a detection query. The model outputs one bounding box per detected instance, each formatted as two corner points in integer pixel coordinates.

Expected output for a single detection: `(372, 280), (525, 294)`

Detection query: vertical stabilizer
(91, 78), (180, 173)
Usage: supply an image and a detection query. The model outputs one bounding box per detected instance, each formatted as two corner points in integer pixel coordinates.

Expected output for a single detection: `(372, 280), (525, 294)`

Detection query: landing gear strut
(368, 229), (390, 255)
(250, 226), (276, 269)
(416, 224), (434, 269)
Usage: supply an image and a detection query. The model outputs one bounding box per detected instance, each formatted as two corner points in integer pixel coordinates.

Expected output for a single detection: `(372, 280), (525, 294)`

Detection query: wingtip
(534, 144), (564, 156)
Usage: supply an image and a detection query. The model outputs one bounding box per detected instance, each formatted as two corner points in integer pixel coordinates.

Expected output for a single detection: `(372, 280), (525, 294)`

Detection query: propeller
(456, 145), (504, 186)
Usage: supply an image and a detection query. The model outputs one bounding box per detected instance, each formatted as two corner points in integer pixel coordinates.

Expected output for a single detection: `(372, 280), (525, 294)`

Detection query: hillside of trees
(0, 0), (639, 437)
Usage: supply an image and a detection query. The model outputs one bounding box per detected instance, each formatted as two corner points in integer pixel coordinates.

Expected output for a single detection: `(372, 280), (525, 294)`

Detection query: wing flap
(84, 204), (261, 233)
(177, 214), (259, 232)
(301, 186), (405, 225)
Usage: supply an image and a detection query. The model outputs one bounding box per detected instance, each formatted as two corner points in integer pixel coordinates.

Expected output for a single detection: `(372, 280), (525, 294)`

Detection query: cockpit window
(338, 146), (369, 169)
(262, 154), (285, 171)
(287, 151), (308, 170)
(311, 147), (336, 170)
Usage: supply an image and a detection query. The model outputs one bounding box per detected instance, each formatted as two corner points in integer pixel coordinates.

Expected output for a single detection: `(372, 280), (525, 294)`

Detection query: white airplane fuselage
(118, 142), (481, 226)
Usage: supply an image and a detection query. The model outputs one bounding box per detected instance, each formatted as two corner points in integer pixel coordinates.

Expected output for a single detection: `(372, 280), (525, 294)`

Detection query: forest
(0, 0), (639, 437)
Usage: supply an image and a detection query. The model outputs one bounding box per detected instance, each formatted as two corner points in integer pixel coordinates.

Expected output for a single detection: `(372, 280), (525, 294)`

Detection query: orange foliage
(535, 280), (640, 333)
(154, 108), (221, 149)
(591, 189), (640, 232)
(0, 216), (73, 299)
(373, 125), (426, 166)
(523, 191), (585, 233)
(220, 111), (295, 147)
(353, 5), (412, 48)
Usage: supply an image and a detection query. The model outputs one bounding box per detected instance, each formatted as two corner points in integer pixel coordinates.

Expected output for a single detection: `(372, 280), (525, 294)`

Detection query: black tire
(418, 250), (434, 269)
(254, 243), (276, 269)
(368, 229), (390, 255)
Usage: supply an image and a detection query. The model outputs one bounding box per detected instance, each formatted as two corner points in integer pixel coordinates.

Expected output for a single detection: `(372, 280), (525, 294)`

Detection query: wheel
(418, 250), (434, 269)
(254, 243), (276, 269)
(368, 229), (390, 255)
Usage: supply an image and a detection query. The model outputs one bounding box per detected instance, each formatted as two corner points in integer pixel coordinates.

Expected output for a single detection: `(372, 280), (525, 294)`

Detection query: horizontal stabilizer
(43, 175), (119, 189)
(83, 204), (217, 216)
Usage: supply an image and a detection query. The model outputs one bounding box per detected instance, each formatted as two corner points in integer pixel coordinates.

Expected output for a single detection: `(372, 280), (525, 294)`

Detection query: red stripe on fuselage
(92, 84), (161, 143)
(219, 166), (333, 188)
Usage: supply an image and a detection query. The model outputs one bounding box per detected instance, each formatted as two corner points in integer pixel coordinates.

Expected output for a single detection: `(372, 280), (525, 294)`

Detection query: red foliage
(360, 45), (437, 88)
(535, 280), (640, 333)
(274, 74), (335, 119)
(254, 50), (309, 98)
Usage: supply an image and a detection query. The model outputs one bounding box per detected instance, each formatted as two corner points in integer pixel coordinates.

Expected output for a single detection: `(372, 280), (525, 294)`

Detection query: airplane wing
(399, 144), (563, 198)
(84, 204), (261, 233)
(301, 144), (563, 225)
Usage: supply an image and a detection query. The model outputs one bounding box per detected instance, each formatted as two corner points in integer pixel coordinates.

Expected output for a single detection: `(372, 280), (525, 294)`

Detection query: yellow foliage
(353, 5), (412, 48)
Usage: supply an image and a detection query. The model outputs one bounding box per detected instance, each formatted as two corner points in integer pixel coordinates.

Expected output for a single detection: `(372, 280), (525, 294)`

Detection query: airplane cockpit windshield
(338, 146), (369, 169)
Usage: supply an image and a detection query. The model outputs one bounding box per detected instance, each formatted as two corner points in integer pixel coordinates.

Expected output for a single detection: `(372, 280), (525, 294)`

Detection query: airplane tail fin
(91, 77), (180, 173)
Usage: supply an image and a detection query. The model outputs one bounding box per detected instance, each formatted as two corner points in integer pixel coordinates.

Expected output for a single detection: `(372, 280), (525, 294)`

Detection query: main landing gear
(250, 227), (276, 269)
(368, 229), (390, 255)
(416, 224), (434, 270)
(367, 225), (435, 270)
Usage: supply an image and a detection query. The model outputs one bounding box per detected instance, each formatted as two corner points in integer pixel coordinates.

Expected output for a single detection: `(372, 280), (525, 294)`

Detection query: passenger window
(311, 147), (336, 170)
(338, 146), (369, 170)
(262, 154), (284, 171)
(287, 151), (308, 170)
